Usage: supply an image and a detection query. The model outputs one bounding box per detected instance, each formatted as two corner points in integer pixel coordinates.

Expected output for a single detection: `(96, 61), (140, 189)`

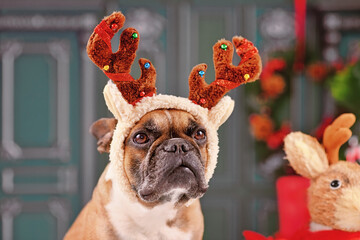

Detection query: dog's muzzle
(138, 138), (208, 202)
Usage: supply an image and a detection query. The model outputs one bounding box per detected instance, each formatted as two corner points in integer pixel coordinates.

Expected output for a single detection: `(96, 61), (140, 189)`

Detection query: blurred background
(1, 0), (360, 239)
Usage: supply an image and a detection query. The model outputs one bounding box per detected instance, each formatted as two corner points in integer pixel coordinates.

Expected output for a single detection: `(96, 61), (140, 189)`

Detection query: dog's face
(91, 109), (209, 204)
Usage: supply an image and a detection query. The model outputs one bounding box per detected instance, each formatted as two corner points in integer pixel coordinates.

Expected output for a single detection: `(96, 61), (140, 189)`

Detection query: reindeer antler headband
(87, 12), (156, 105)
(87, 11), (261, 108)
(87, 12), (262, 199)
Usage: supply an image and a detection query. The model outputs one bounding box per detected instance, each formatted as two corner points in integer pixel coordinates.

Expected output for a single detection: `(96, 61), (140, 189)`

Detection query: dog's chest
(105, 186), (192, 240)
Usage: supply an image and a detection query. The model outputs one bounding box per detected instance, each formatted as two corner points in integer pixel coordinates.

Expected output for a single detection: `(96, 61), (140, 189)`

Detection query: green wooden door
(0, 13), (98, 240)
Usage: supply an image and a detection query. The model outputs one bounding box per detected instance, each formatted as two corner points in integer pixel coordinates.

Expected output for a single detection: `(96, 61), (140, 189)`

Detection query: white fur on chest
(105, 171), (192, 240)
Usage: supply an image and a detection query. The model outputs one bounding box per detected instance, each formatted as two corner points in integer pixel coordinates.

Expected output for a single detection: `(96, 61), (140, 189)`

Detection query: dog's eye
(133, 133), (149, 144)
(194, 130), (206, 141)
(330, 180), (341, 189)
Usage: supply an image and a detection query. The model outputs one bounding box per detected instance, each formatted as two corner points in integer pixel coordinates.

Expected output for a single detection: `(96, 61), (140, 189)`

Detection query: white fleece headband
(104, 81), (234, 200)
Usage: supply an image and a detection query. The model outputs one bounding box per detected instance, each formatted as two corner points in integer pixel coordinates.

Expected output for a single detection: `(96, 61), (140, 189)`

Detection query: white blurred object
(346, 136), (360, 163)
(259, 151), (285, 179)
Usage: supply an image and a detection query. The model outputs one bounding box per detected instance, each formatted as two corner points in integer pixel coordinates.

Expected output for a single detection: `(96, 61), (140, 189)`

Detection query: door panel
(14, 53), (56, 148)
(0, 36), (74, 240)
(0, 14), (97, 240)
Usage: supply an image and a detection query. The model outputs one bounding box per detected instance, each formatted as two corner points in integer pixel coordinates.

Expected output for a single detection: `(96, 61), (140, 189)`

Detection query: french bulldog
(64, 109), (210, 240)
(65, 10), (261, 240)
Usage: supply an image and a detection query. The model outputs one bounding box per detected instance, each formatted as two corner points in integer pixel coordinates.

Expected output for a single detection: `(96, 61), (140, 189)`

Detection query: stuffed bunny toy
(244, 113), (360, 240)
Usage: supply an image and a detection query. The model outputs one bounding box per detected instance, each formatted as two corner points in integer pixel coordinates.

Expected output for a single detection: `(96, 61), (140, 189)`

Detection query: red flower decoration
(261, 58), (286, 80)
(266, 123), (291, 150)
(249, 114), (274, 141)
(306, 62), (329, 82)
(261, 74), (286, 99)
(331, 60), (344, 72)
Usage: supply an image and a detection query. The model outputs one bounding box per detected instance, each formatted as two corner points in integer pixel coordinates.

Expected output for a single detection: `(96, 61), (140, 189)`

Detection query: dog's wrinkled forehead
(130, 109), (201, 135)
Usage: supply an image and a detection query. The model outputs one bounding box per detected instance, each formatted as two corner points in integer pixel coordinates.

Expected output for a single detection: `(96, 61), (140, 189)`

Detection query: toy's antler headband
(323, 113), (356, 165)
(87, 11), (261, 108)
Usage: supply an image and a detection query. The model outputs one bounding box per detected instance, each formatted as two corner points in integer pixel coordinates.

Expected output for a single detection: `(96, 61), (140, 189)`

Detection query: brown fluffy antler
(87, 12), (156, 105)
(323, 113), (356, 165)
(188, 36), (262, 109)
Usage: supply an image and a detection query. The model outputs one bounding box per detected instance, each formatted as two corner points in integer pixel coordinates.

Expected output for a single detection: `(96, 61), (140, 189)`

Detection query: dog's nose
(163, 138), (191, 153)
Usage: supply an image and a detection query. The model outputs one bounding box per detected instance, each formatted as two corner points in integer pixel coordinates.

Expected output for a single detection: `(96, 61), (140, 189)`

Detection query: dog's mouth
(172, 163), (196, 177)
(138, 153), (208, 203)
